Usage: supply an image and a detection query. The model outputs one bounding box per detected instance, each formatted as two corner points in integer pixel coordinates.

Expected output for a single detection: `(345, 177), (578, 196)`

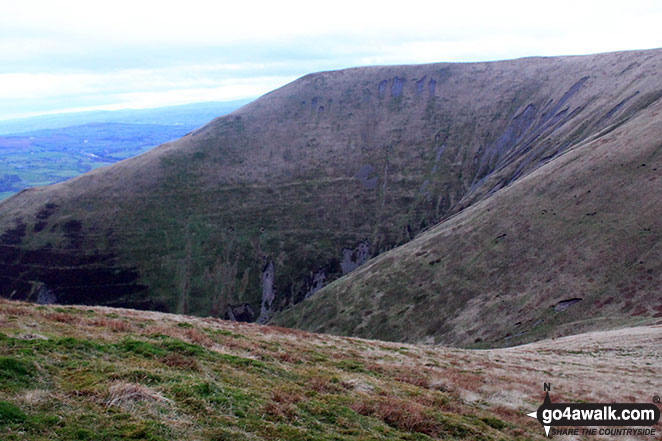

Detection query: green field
(0, 123), (196, 199)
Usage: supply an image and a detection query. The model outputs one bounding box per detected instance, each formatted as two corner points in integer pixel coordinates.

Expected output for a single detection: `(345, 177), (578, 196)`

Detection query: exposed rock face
(2, 49), (662, 333)
(391, 77), (406, 97)
(225, 303), (255, 322)
(340, 241), (370, 275)
(555, 298), (582, 312)
(304, 270), (326, 299)
(35, 285), (56, 305)
(257, 261), (276, 323)
(355, 165), (378, 190)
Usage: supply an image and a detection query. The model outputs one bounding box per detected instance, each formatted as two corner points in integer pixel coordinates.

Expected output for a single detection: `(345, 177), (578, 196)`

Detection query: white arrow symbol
(526, 410), (551, 437)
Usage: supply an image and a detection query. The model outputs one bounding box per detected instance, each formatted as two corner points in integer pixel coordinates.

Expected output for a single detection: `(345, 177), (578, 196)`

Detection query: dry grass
(307, 376), (338, 394)
(1, 299), (660, 440)
(351, 396), (443, 436)
(1, 305), (33, 317)
(88, 317), (135, 332)
(160, 353), (199, 371)
(262, 387), (302, 421)
(271, 350), (302, 363)
(105, 382), (172, 409)
(182, 328), (213, 347)
(43, 312), (79, 325)
(20, 389), (52, 407)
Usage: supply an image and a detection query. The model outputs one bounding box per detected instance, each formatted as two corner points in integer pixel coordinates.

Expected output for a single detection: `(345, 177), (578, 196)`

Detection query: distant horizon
(0, 97), (255, 124)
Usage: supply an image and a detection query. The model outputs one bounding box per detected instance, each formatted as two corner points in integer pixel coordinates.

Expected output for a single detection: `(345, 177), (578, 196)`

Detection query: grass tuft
(105, 382), (172, 409)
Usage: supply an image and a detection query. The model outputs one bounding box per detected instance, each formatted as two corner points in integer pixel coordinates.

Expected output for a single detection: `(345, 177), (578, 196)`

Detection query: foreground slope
(1, 299), (660, 440)
(2, 49), (662, 327)
(274, 76), (662, 346)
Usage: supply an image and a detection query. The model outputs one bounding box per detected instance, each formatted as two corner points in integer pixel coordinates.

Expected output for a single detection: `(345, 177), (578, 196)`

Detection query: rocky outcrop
(341, 241), (370, 275)
(304, 270), (326, 299)
(225, 303), (256, 322)
(35, 285), (56, 305)
(256, 261), (276, 323)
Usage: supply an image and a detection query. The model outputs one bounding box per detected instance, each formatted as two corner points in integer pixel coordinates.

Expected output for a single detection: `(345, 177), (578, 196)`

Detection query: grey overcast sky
(1, 0), (661, 120)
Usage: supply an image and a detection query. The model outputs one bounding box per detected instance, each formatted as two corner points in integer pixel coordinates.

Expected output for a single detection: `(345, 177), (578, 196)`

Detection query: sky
(1, 0), (661, 121)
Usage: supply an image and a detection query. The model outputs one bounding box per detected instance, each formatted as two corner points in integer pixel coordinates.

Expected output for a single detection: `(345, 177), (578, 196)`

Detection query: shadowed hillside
(2, 49), (662, 340)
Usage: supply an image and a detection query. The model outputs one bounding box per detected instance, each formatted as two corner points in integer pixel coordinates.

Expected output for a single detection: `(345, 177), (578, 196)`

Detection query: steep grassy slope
(1, 299), (660, 440)
(274, 79), (662, 346)
(2, 49), (662, 327)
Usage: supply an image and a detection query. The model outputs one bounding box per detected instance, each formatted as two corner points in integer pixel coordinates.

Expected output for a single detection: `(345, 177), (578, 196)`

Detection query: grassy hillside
(3, 49), (662, 335)
(1, 299), (660, 440)
(273, 78), (662, 346)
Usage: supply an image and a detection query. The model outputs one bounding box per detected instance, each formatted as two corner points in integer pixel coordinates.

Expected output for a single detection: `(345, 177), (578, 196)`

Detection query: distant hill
(2, 49), (662, 347)
(0, 100), (251, 135)
(0, 101), (250, 199)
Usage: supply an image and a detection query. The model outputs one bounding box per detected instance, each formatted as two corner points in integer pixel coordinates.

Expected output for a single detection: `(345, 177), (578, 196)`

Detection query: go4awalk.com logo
(526, 384), (660, 437)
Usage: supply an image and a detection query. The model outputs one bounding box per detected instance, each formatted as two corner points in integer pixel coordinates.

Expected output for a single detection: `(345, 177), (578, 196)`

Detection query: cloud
(1, 0), (661, 119)
(0, 70), (298, 120)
